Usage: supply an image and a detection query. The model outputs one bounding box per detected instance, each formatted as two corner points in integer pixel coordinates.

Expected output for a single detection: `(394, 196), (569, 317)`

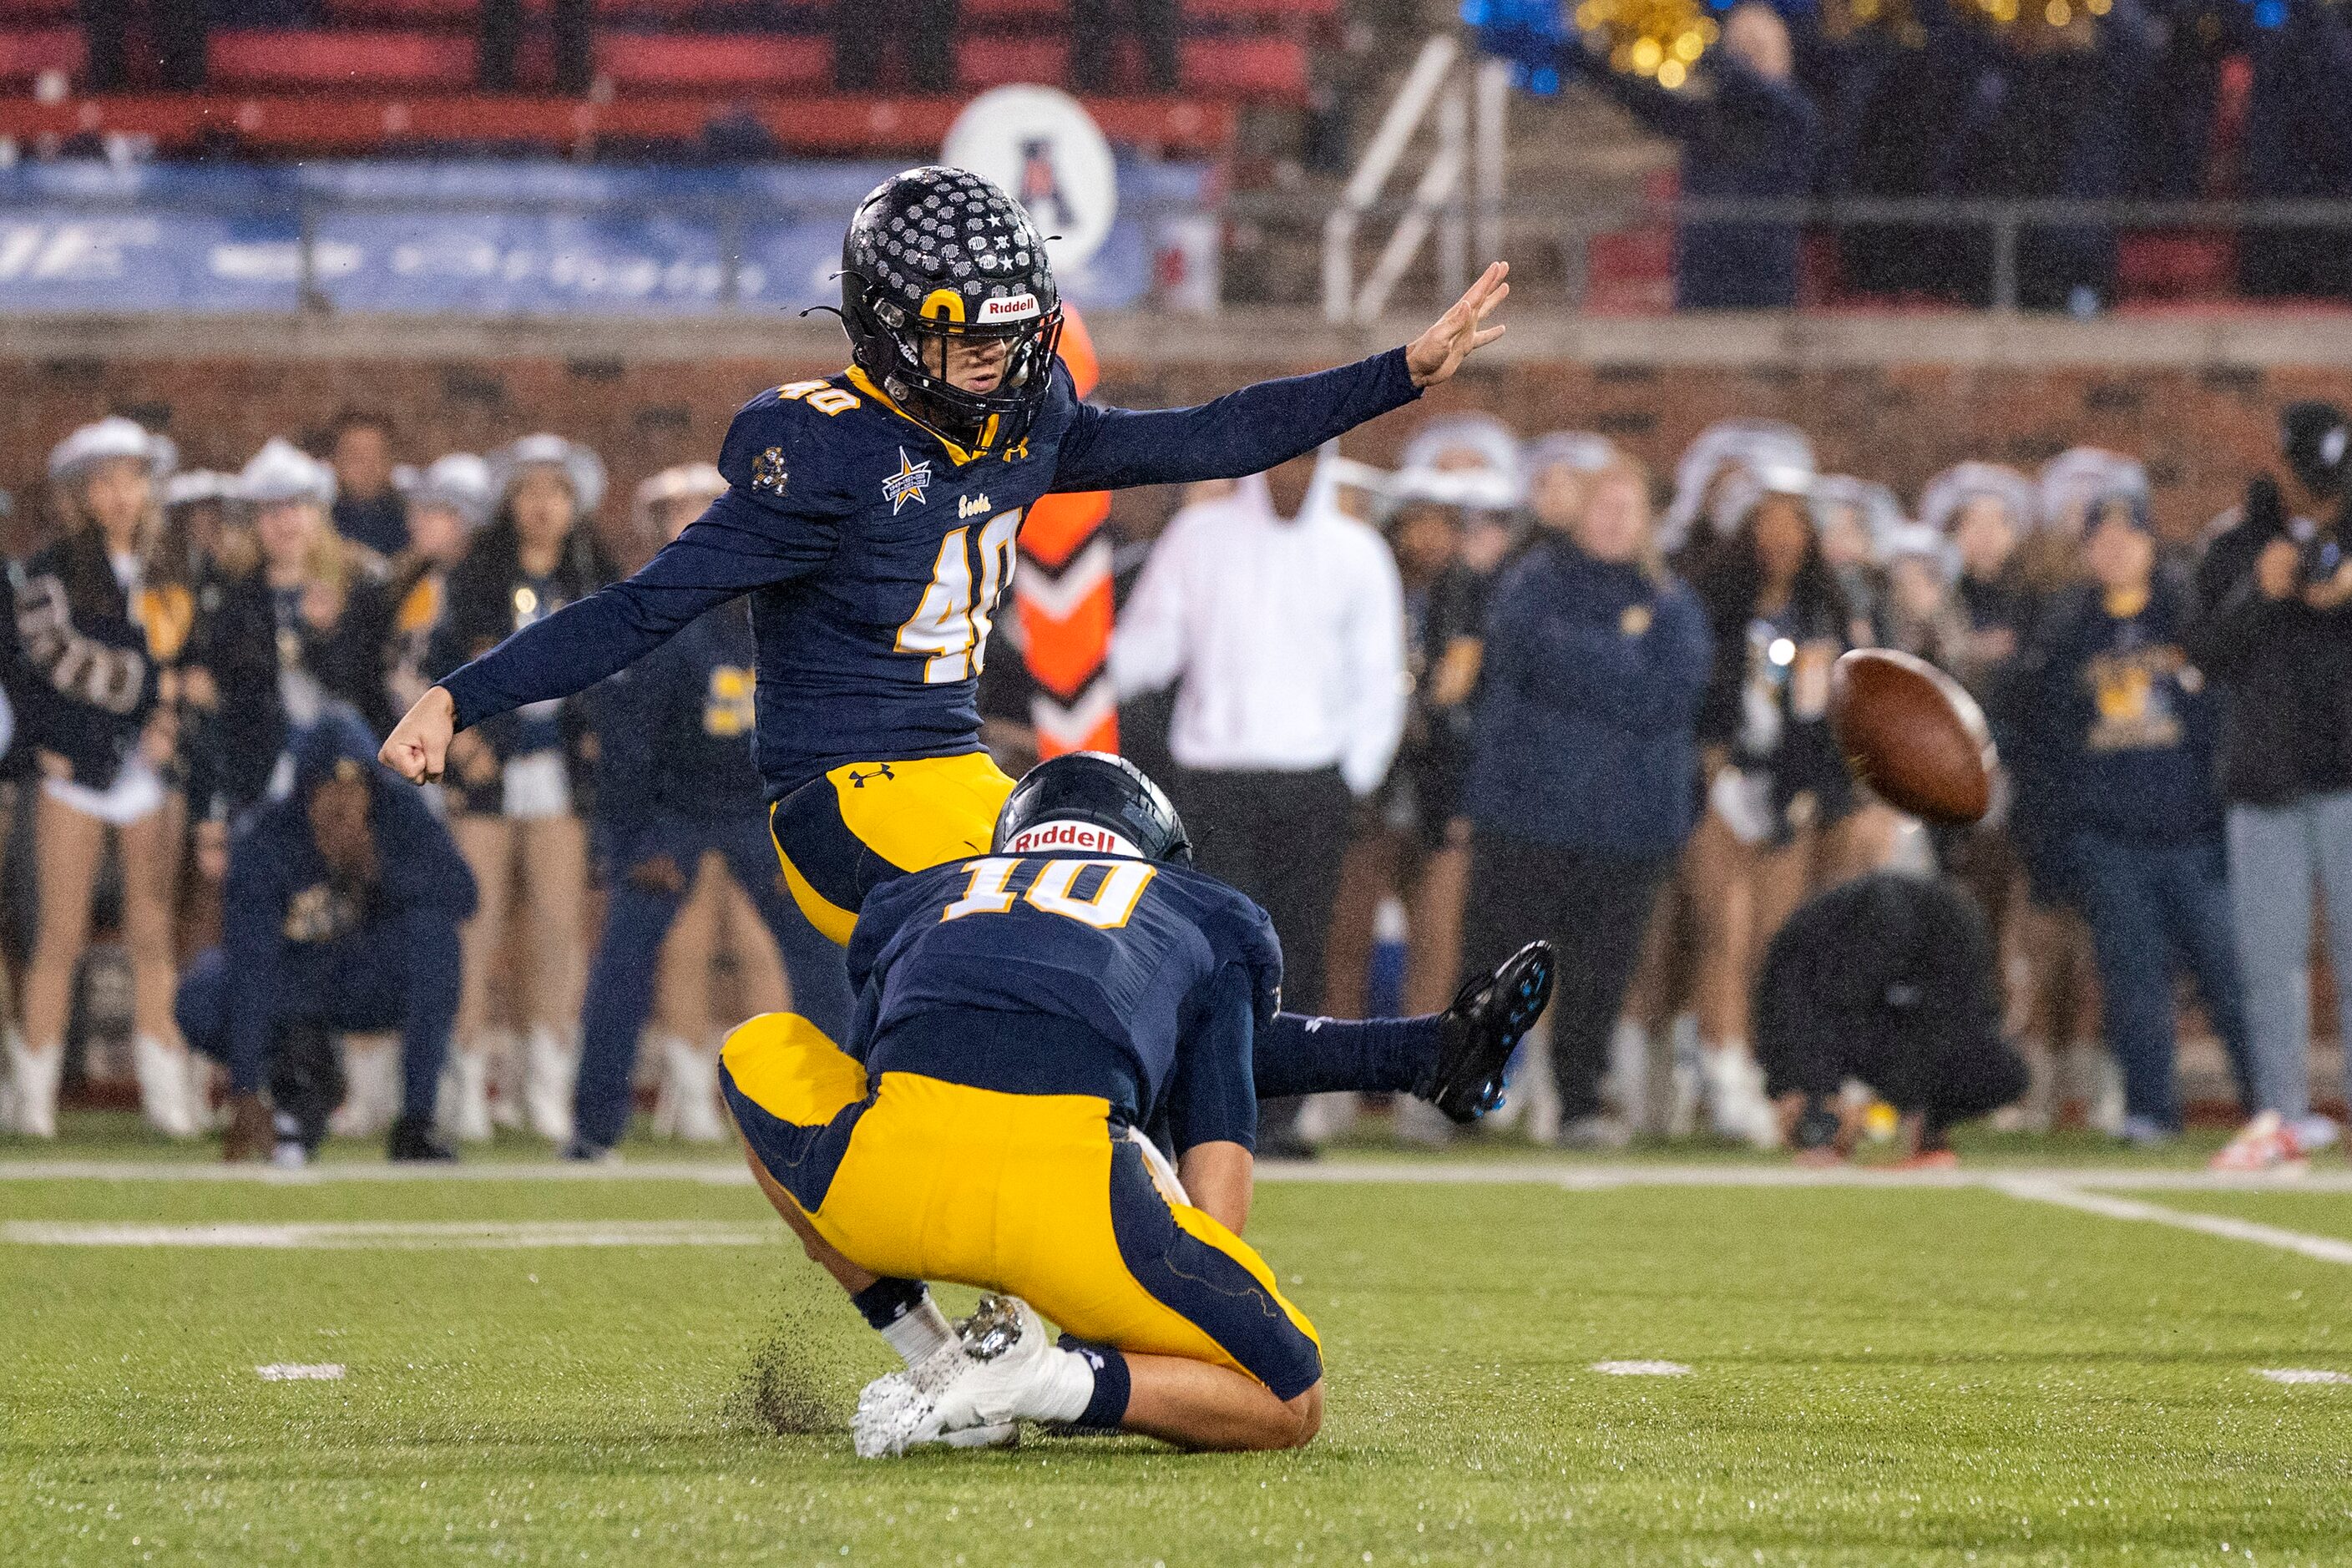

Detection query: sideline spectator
(2026, 493), (2248, 1143)
(1562, 3), (1818, 309)
(1110, 459), (1408, 1153)
(185, 440), (395, 828)
(2191, 399), (2352, 1168)
(1460, 455), (1711, 1147)
(7, 418), (200, 1140)
(327, 410), (407, 559)
(1757, 872), (2028, 1167)
(1660, 418), (1815, 564)
(178, 713), (473, 1166)
(2002, 449), (2138, 1131)
(1685, 464), (1855, 1145)
(427, 436), (615, 1147)
(385, 453), (491, 718)
(569, 464), (853, 1161)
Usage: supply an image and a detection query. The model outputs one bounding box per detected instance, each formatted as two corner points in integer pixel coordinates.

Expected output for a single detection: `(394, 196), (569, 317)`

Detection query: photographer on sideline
(2189, 401), (2352, 1169)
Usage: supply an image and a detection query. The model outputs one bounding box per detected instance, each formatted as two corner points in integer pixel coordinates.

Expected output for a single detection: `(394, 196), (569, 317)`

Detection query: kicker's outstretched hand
(1405, 261), (1510, 389)
(380, 685), (457, 784)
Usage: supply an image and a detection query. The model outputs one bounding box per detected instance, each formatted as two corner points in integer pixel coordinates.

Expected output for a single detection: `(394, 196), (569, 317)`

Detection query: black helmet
(841, 165), (1063, 457)
(994, 751), (1192, 864)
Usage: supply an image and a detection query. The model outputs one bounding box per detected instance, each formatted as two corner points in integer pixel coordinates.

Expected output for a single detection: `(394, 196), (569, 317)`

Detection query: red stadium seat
(209, 29), (476, 89)
(0, 0), (73, 19)
(958, 36), (1070, 89)
(0, 26), (80, 81)
(1180, 0), (1340, 18)
(1179, 36), (1307, 99)
(319, 0), (483, 19)
(594, 33), (829, 92)
(960, 0), (1069, 16)
(2117, 231), (2238, 302)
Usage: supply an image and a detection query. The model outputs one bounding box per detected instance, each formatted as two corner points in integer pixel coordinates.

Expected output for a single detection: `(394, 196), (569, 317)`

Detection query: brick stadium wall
(8, 321), (2352, 556)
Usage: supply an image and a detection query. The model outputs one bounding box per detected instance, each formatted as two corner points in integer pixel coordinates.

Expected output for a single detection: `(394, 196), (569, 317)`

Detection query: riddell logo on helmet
(1006, 820), (1141, 858)
(979, 292), (1041, 323)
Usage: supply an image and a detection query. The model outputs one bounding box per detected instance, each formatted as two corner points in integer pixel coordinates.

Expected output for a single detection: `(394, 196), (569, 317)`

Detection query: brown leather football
(1827, 649), (1996, 826)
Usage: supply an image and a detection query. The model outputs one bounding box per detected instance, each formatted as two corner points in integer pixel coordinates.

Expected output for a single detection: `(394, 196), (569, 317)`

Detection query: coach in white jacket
(1111, 463), (1408, 1046)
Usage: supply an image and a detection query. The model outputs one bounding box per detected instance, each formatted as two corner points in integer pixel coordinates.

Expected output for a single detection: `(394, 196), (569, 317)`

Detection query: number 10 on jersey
(896, 508), (1023, 683)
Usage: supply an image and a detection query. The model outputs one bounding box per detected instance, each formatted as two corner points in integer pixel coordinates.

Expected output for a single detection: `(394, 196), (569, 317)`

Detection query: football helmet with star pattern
(839, 165), (1063, 456)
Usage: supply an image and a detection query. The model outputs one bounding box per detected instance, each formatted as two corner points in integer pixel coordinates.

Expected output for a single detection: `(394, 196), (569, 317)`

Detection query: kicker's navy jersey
(441, 349), (1423, 799)
(843, 852), (1283, 1149)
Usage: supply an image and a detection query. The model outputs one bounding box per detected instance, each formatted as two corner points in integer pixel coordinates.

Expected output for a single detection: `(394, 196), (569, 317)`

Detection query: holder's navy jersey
(844, 852), (1282, 1150)
(442, 350), (1422, 799)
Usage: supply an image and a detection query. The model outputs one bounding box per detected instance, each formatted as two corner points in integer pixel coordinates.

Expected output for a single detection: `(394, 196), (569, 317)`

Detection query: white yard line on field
(1994, 1177), (2352, 1267)
(2, 1219), (781, 1249)
(6, 1158), (2352, 1191)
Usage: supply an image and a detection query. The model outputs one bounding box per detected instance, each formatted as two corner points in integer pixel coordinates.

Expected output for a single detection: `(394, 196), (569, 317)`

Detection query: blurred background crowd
(4, 387), (2348, 1169)
(13, 0), (2352, 316)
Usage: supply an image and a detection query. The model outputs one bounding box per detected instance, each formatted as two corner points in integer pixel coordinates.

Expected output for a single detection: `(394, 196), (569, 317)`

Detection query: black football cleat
(1422, 940), (1556, 1124)
(387, 1115), (457, 1164)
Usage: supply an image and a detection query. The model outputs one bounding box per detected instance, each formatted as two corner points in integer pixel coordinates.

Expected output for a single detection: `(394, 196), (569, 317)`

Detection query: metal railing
(1541, 195), (2352, 313)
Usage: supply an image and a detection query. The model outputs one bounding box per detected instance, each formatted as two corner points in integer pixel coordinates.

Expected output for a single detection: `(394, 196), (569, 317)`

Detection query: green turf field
(7, 1125), (2352, 1565)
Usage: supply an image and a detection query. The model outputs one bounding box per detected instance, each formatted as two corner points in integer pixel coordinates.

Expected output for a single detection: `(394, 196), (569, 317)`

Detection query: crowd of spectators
(2, 392), (2349, 1169)
(1107, 394), (2352, 1167)
(1495, 0), (2352, 309)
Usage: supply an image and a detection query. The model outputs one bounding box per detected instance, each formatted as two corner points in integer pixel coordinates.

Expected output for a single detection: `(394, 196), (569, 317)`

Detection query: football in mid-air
(1827, 649), (1996, 826)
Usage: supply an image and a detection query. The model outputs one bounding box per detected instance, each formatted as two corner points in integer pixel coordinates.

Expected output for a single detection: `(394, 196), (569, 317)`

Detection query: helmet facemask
(852, 285), (1064, 455)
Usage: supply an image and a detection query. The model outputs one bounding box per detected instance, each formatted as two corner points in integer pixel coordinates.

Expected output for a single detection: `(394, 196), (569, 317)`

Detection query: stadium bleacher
(0, 0), (1324, 155)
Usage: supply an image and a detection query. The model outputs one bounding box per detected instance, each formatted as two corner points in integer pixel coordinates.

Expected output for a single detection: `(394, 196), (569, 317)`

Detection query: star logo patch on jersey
(751, 446), (789, 498)
(883, 448), (932, 514)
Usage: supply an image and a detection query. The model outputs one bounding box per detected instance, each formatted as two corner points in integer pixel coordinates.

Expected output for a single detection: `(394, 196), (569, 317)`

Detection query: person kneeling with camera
(175, 710), (478, 1166)
(1754, 872), (2029, 1167)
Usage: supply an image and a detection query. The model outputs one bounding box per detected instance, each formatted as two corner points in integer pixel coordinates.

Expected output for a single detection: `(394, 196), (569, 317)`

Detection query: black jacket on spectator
(2188, 477), (2352, 807)
(2020, 573), (2223, 846)
(6, 529), (180, 790)
(185, 564), (396, 819)
(427, 518), (615, 817)
(1569, 47), (1818, 309)
(1756, 872), (2025, 1138)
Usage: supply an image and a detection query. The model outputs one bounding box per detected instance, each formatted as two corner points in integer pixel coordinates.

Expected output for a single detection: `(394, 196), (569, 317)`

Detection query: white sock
(879, 1296), (955, 1370)
(1031, 1347), (1098, 1425)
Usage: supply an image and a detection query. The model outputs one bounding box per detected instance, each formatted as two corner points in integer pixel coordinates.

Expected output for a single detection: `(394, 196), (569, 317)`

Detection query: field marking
(255, 1363), (345, 1381)
(5, 1157), (2352, 1191)
(2255, 1368), (2352, 1385)
(1995, 1177), (2352, 1267)
(1591, 1359), (1692, 1377)
(1, 1219), (781, 1250)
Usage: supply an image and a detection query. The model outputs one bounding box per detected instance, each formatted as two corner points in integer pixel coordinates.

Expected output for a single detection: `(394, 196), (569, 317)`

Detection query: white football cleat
(852, 1368), (1015, 1459)
(918, 1295), (1082, 1444)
